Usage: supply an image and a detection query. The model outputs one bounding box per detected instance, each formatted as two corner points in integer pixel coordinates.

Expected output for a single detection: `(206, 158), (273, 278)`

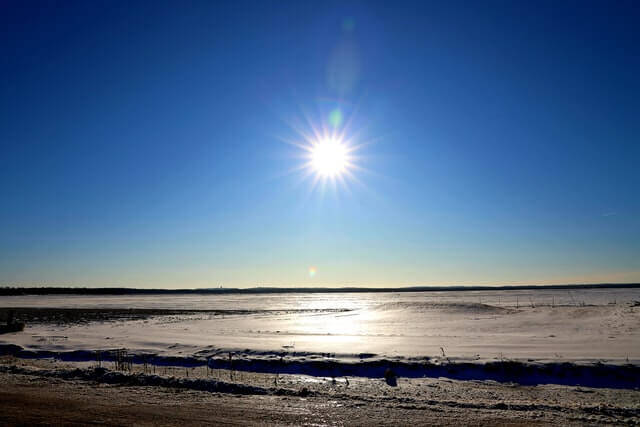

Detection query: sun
(282, 106), (365, 190)
(311, 138), (348, 177)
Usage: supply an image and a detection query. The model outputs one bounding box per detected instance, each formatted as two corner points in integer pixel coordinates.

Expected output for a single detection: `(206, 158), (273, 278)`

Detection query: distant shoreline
(0, 283), (638, 296)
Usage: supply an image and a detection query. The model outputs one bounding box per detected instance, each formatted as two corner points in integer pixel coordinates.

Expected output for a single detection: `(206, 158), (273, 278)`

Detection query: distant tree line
(0, 283), (638, 296)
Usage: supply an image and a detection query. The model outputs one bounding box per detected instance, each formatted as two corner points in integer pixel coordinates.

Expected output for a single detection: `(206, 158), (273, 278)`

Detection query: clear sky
(1, 1), (638, 288)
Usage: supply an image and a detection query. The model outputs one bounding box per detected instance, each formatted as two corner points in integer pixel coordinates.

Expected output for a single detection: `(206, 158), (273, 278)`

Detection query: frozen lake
(1, 288), (639, 364)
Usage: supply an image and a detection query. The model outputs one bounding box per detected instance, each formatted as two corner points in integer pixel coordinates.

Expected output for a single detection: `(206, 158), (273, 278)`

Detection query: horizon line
(1, 282), (639, 296)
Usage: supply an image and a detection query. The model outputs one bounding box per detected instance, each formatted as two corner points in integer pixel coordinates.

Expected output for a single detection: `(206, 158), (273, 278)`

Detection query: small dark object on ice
(298, 387), (310, 397)
(0, 310), (25, 334)
(384, 368), (397, 386)
(631, 300), (640, 307)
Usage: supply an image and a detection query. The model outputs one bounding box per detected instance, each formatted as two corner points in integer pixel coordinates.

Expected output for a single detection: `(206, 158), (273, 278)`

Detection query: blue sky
(1, 1), (638, 287)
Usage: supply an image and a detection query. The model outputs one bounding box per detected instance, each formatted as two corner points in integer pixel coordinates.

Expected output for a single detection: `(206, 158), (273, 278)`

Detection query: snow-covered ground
(1, 289), (639, 364)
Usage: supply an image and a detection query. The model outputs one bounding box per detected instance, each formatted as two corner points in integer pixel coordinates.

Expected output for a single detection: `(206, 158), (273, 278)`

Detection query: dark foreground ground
(0, 372), (556, 426)
(0, 358), (638, 426)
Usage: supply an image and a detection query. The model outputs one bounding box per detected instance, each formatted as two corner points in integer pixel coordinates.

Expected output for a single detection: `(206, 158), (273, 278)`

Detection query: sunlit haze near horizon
(1, 1), (638, 288)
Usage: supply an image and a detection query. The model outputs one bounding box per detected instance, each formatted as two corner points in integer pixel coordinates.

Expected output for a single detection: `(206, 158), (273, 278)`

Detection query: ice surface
(1, 289), (639, 364)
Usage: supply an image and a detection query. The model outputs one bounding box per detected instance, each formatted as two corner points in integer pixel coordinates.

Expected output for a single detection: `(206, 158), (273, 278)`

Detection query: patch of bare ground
(0, 307), (352, 326)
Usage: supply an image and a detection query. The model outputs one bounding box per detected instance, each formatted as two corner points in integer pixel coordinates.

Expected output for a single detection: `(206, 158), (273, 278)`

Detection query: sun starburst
(278, 103), (371, 196)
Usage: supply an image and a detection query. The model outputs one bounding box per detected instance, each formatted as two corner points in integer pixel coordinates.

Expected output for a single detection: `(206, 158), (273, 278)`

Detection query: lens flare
(308, 266), (317, 277)
(329, 108), (343, 128)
